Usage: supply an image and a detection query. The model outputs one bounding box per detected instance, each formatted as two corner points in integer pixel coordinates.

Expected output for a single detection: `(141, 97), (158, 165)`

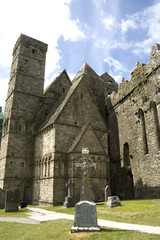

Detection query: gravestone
(64, 180), (75, 208)
(5, 189), (20, 212)
(104, 185), (111, 202)
(71, 149), (100, 232)
(0, 188), (5, 209)
(106, 196), (121, 208)
(71, 201), (100, 233)
(90, 185), (95, 202)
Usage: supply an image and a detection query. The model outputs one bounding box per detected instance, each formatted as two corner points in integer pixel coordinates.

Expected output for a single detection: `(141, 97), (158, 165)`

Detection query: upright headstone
(89, 185), (95, 202)
(63, 180), (75, 208)
(106, 196), (121, 208)
(5, 189), (20, 212)
(104, 185), (111, 202)
(72, 201), (99, 232)
(0, 188), (5, 209)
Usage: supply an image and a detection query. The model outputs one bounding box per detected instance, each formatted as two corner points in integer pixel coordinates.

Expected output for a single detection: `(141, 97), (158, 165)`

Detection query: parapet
(110, 43), (160, 107)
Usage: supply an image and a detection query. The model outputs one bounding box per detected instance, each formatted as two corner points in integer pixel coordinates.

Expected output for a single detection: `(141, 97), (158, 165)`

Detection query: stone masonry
(0, 34), (160, 205)
(0, 34), (112, 205)
(108, 43), (160, 199)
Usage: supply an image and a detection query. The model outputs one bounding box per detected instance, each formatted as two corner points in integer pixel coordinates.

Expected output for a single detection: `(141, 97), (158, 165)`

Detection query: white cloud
(120, 18), (137, 34)
(104, 57), (127, 73)
(102, 15), (116, 30)
(119, 2), (160, 54)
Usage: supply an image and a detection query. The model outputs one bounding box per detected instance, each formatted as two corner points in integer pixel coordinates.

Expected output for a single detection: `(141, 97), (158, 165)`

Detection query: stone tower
(0, 34), (48, 201)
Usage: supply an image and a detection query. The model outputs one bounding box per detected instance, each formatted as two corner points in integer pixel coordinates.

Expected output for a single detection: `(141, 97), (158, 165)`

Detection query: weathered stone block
(106, 196), (121, 208)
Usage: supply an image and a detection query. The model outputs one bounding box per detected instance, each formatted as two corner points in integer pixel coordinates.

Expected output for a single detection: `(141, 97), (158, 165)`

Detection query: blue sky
(0, 0), (160, 109)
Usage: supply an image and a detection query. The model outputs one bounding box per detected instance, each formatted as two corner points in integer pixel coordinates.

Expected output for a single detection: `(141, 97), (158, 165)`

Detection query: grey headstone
(106, 196), (121, 208)
(66, 180), (74, 197)
(90, 185), (95, 202)
(63, 180), (75, 208)
(104, 185), (111, 202)
(71, 201), (100, 232)
(5, 189), (20, 212)
(64, 196), (75, 208)
(0, 188), (5, 209)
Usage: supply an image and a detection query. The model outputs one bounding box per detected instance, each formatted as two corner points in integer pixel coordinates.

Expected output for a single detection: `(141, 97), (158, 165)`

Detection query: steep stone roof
(39, 78), (82, 131)
(44, 69), (71, 96)
(72, 62), (99, 83)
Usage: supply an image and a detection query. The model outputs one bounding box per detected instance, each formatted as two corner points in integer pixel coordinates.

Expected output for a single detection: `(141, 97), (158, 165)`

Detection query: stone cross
(66, 180), (74, 197)
(75, 153), (96, 202)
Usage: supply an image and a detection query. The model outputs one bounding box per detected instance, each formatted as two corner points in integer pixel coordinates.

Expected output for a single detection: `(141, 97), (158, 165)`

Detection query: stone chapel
(0, 34), (160, 205)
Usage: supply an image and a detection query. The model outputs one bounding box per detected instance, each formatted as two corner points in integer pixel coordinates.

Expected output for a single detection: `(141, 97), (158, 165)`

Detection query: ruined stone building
(0, 34), (160, 205)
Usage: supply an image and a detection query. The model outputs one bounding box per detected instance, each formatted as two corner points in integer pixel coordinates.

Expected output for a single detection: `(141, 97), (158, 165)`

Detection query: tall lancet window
(150, 101), (160, 149)
(123, 142), (130, 168)
(138, 108), (148, 155)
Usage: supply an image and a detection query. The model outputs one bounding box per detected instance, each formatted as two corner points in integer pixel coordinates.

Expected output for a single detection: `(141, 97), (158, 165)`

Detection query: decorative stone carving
(71, 149), (100, 232)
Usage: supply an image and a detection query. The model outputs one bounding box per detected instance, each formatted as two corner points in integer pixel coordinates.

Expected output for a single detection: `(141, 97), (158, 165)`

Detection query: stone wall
(0, 34), (48, 199)
(108, 43), (160, 198)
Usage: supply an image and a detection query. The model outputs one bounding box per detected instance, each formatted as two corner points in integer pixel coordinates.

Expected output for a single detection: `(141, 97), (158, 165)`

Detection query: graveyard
(0, 35), (160, 239)
(0, 147), (160, 239)
(0, 199), (160, 240)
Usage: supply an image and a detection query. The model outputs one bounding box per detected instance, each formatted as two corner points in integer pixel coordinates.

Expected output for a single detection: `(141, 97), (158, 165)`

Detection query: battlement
(110, 43), (160, 107)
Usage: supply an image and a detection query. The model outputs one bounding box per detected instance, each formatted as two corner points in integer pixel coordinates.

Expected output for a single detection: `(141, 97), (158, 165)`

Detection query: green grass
(38, 199), (160, 226)
(0, 199), (160, 239)
(97, 199), (160, 214)
(0, 219), (160, 240)
(0, 208), (31, 217)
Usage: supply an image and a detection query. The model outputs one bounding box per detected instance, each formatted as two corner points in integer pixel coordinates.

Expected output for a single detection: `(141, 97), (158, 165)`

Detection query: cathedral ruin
(0, 34), (160, 205)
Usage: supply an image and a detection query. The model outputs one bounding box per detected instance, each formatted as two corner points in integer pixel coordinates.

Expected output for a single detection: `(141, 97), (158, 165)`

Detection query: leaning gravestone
(106, 196), (121, 208)
(64, 180), (75, 208)
(104, 185), (111, 202)
(0, 188), (5, 209)
(5, 189), (20, 212)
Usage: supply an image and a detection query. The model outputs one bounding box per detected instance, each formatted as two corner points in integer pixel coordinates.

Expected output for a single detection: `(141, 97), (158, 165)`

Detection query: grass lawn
(0, 208), (31, 217)
(39, 199), (160, 226)
(0, 220), (160, 240)
(0, 199), (160, 240)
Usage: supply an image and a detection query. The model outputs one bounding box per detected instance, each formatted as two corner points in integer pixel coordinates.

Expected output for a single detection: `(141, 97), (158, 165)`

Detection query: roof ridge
(44, 69), (71, 95)
(72, 62), (99, 83)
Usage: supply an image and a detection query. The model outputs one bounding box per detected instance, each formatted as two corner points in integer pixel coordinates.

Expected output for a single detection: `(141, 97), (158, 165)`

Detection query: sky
(0, 0), (160, 110)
